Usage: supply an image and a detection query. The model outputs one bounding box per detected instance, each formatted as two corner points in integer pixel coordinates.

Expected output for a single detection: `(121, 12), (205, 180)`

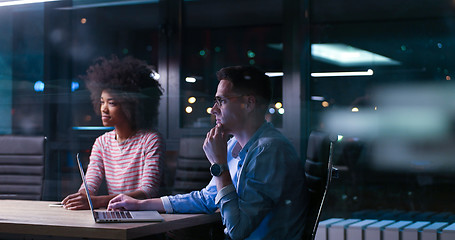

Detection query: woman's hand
(62, 191), (90, 210)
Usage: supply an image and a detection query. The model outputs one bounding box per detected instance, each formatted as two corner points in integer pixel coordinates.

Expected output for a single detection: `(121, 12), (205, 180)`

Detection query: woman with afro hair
(63, 55), (165, 210)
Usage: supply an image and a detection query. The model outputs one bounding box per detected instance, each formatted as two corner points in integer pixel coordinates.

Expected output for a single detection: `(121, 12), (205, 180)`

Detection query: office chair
(302, 131), (337, 240)
(0, 135), (46, 200)
(172, 137), (211, 194)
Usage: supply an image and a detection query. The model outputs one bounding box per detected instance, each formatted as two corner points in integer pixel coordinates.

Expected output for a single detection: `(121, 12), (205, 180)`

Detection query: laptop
(76, 153), (164, 223)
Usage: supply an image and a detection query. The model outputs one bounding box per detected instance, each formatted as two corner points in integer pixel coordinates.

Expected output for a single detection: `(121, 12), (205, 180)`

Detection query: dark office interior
(2, 0), (455, 237)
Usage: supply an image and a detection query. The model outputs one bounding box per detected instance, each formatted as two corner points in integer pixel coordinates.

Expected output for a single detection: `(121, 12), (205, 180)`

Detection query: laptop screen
(76, 153), (97, 217)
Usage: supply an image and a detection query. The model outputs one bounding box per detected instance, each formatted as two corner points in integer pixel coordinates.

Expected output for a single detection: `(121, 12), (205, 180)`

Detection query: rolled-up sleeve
(167, 178), (219, 214)
(215, 184), (236, 204)
(161, 196), (174, 213)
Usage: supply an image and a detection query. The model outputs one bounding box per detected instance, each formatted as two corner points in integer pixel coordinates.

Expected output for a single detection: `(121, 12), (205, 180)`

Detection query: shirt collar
(231, 121), (271, 160)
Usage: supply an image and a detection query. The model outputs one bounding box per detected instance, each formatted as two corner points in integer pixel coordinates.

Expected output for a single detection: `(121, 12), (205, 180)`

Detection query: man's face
(211, 80), (247, 134)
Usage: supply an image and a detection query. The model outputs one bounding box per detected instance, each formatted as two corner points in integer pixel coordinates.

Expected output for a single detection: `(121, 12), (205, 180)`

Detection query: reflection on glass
(310, 6), (455, 219)
(180, 26), (283, 129)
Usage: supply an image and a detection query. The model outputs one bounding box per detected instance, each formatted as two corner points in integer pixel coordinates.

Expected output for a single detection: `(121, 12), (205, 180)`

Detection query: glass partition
(310, 1), (455, 219)
(180, 0), (284, 131)
(0, 4), (46, 135)
(67, 1), (161, 198)
(2, 0), (455, 222)
(0, 0), (162, 199)
(180, 26), (284, 129)
(69, 1), (160, 127)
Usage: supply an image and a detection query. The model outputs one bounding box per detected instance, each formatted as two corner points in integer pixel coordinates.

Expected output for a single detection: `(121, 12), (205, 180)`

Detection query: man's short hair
(216, 66), (272, 107)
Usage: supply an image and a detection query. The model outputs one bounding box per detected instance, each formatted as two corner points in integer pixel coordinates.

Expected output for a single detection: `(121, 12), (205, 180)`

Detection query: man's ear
(245, 95), (256, 112)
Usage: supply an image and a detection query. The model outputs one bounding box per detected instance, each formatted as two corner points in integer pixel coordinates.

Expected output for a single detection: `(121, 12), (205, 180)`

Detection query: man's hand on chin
(203, 123), (228, 164)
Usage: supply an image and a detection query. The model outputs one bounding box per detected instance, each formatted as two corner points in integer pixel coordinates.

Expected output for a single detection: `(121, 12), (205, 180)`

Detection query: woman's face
(100, 90), (129, 128)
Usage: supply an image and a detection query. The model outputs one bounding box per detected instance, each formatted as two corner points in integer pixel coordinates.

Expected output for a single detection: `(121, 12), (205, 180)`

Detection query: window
(311, 0), (455, 218)
(179, 0), (284, 131)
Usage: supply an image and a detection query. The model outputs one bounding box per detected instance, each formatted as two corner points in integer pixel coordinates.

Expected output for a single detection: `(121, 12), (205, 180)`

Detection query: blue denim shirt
(162, 122), (309, 239)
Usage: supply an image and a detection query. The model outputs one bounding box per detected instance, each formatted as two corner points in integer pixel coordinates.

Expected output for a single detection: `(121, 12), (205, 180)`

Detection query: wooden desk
(0, 200), (221, 240)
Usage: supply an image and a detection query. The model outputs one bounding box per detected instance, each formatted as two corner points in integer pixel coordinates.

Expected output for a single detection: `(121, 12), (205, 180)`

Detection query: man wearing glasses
(108, 66), (309, 239)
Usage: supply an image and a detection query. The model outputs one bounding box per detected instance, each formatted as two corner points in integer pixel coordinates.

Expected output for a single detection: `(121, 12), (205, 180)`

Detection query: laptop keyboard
(98, 211), (133, 220)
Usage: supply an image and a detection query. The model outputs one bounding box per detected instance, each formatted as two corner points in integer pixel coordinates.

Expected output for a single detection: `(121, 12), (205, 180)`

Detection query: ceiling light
(312, 43), (400, 67)
(188, 97), (196, 104)
(267, 43), (283, 51)
(274, 102), (283, 109)
(265, 72), (284, 77)
(267, 42), (399, 67)
(311, 69), (374, 77)
(185, 77), (197, 83)
(57, 0), (157, 10)
(0, 0), (59, 7)
(311, 96), (325, 101)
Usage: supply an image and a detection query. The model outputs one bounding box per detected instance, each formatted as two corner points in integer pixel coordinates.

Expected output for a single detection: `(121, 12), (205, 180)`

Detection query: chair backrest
(302, 131), (336, 240)
(0, 135), (46, 200)
(172, 137), (211, 194)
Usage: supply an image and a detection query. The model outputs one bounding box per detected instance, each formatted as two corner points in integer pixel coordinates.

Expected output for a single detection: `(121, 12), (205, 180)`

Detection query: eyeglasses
(213, 95), (243, 107)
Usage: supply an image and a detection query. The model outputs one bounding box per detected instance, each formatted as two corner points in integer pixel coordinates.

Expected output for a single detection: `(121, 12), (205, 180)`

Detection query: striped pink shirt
(82, 130), (164, 198)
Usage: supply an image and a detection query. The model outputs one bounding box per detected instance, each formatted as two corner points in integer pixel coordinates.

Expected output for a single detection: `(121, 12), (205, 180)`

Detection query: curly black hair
(82, 55), (163, 130)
